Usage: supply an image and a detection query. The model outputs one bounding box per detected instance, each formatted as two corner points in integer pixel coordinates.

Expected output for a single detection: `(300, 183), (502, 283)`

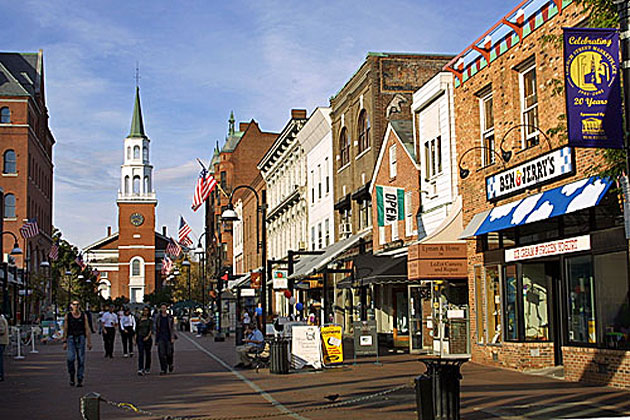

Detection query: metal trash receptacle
(270, 338), (289, 374)
(415, 375), (434, 420)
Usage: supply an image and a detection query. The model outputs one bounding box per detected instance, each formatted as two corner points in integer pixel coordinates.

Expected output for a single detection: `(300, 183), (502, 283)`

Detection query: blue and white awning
(461, 176), (613, 238)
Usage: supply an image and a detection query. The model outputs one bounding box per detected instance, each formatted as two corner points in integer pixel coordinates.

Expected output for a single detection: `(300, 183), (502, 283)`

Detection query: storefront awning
(354, 253), (408, 287)
(227, 273), (250, 290)
(460, 176), (613, 238)
(289, 230), (369, 280)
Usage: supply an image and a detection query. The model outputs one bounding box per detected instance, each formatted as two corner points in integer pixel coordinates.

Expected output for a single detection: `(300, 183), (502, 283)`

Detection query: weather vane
(135, 62), (140, 87)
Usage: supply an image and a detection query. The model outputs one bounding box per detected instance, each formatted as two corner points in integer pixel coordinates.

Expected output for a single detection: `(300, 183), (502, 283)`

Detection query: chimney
(107, 226), (111, 236)
(239, 122), (249, 132)
(162, 226), (167, 236)
(291, 109), (307, 119)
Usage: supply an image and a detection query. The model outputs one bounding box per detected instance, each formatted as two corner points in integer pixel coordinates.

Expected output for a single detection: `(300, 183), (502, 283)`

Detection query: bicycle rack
(13, 327), (25, 360)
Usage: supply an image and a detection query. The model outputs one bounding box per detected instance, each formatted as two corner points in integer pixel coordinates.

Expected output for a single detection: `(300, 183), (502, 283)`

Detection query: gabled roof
(84, 230), (171, 252)
(0, 52), (40, 97)
(370, 120), (419, 190)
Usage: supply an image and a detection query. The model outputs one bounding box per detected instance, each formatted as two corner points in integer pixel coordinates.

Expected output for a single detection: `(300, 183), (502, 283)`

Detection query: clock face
(130, 212), (144, 227)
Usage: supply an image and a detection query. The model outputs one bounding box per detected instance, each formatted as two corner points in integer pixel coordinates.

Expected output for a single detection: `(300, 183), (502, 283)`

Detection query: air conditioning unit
(338, 223), (352, 237)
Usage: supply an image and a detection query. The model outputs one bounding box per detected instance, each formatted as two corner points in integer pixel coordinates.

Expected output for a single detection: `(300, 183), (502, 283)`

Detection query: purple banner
(564, 28), (623, 149)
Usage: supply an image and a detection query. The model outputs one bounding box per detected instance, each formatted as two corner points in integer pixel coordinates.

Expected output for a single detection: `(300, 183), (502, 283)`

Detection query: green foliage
(143, 286), (173, 307)
(574, 0), (619, 28)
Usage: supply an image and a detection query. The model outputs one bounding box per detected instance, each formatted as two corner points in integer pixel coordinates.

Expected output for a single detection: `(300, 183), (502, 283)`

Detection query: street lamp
(221, 186), (267, 335)
(458, 145), (509, 179)
(40, 260), (50, 318)
(65, 269), (72, 309)
(1, 231), (22, 321)
(181, 259), (191, 301)
(195, 240), (206, 310)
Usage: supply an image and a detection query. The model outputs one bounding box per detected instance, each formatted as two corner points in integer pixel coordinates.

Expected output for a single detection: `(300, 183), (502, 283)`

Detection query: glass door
(408, 284), (432, 354)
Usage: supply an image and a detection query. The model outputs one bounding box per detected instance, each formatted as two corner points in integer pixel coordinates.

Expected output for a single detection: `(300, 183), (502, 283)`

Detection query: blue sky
(3, 0), (509, 248)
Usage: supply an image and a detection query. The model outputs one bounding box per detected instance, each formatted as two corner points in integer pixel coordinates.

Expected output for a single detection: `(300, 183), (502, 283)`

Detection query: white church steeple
(117, 87), (157, 204)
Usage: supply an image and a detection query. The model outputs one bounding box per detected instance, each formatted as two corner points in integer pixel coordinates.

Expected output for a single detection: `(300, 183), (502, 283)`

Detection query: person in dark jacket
(154, 303), (176, 375)
(62, 300), (92, 387)
(136, 306), (154, 375)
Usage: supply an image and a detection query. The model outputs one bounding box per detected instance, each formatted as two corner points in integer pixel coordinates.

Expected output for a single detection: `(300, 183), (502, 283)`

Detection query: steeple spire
(228, 111), (235, 136)
(129, 86), (146, 138)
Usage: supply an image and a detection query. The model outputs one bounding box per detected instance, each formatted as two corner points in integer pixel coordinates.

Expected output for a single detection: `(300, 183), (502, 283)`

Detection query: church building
(84, 87), (169, 303)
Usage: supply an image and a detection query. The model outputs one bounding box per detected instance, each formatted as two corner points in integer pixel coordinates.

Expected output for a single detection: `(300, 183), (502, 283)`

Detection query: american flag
(180, 236), (193, 248)
(48, 243), (59, 261)
(191, 164), (217, 212)
(166, 238), (181, 257)
(161, 256), (173, 276)
(75, 254), (87, 270)
(19, 218), (39, 239)
(179, 216), (192, 243)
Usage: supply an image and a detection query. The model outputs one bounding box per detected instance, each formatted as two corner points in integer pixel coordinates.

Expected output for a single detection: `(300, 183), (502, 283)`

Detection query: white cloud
(566, 179), (608, 214)
(525, 201), (554, 224)
(511, 194), (542, 225)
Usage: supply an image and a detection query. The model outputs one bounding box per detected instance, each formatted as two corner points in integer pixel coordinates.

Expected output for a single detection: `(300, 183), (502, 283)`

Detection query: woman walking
(62, 300), (92, 387)
(136, 306), (154, 375)
(119, 308), (136, 357)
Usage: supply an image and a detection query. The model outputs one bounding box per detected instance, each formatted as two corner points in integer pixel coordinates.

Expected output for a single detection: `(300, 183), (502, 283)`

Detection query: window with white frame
(480, 90), (495, 166)
(311, 170), (315, 204)
(519, 61), (539, 149)
(405, 191), (414, 237)
(359, 198), (372, 230)
(311, 226), (316, 250)
(424, 136), (442, 179)
(325, 157), (330, 194)
(317, 164), (322, 199)
(389, 143), (397, 178)
(324, 218), (330, 246)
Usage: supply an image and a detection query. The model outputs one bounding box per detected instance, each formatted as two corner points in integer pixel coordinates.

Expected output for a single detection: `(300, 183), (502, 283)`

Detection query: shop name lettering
(385, 193), (398, 222)
(428, 261), (463, 273)
(513, 239), (580, 259)
(567, 36), (612, 48)
(499, 155), (556, 193)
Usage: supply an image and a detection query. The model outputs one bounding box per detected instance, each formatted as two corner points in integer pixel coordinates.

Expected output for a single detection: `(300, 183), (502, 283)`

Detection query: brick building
(450, 0), (630, 388)
(0, 51), (54, 273)
(84, 87), (169, 303)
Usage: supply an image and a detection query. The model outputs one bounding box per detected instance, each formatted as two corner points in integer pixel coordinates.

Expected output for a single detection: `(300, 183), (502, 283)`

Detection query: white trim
(354, 146), (371, 160)
(0, 99), (28, 103)
(118, 245), (155, 249)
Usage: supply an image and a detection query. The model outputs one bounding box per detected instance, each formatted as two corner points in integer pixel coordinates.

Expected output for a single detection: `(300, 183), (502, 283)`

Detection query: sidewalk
(1, 331), (629, 419)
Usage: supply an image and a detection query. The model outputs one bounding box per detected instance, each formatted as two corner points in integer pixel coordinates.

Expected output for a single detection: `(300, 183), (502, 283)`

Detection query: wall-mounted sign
(273, 270), (288, 289)
(241, 288), (256, 297)
(408, 243), (467, 260)
(505, 235), (591, 262)
(408, 259), (467, 279)
(486, 147), (574, 201)
(564, 28), (623, 149)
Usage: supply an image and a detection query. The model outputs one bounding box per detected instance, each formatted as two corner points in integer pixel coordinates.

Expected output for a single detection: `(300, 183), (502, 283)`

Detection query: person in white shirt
(100, 305), (118, 358)
(119, 308), (136, 357)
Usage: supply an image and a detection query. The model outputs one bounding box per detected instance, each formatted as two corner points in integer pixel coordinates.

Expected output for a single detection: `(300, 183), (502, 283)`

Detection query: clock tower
(116, 87), (157, 303)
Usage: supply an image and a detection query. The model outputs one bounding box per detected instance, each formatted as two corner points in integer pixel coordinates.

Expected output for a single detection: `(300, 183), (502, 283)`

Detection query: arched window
(133, 146), (140, 159)
(144, 176), (150, 193)
(357, 110), (370, 153)
(4, 193), (15, 218)
(133, 176), (141, 194)
(131, 259), (141, 276)
(339, 128), (350, 166)
(3, 150), (16, 174)
(124, 176), (130, 194)
(143, 146), (148, 161)
(126, 146), (131, 160)
(0, 107), (10, 123)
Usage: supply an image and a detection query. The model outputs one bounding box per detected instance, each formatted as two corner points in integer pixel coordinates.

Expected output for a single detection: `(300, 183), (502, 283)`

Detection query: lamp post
(221, 187), (267, 335)
(65, 270), (72, 310)
(23, 253), (30, 324)
(40, 260), (50, 318)
(181, 259), (191, 301)
(0, 232), (22, 321)
(195, 232), (208, 310)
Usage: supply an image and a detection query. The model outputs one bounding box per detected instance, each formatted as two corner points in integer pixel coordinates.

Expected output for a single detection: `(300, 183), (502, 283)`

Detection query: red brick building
(84, 88), (169, 303)
(450, 0), (630, 388)
(0, 51), (54, 272)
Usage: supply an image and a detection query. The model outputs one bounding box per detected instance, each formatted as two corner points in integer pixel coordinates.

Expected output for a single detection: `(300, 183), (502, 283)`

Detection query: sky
(2, 0), (510, 248)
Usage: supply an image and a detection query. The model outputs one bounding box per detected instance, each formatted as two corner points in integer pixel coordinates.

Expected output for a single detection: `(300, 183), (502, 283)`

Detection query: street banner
(291, 326), (322, 369)
(564, 27), (623, 149)
(321, 324), (344, 365)
(376, 185), (405, 226)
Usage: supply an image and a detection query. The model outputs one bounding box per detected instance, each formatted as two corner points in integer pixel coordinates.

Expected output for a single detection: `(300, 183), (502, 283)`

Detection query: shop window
(502, 228), (516, 248)
(519, 61), (540, 148)
(563, 210), (591, 236)
(474, 266), (485, 343)
(594, 252), (630, 349)
(504, 264), (519, 341)
(522, 263), (550, 341)
(485, 266), (502, 344)
(566, 255), (596, 344)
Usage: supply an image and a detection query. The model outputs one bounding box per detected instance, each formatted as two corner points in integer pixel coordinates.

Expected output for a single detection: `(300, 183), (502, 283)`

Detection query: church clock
(130, 212), (144, 226)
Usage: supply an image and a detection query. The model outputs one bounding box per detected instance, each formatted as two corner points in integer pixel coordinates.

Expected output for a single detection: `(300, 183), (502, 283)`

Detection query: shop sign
(320, 324), (344, 365)
(409, 260), (467, 279)
(353, 320), (378, 357)
(272, 269), (288, 289)
(564, 28), (623, 149)
(505, 235), (591, 262)
(241, 288), (255, 297)
(485, 147), (574, 201)
(408, 243), (466, 260)
(376, 185), (404, 226)
(291, 326), (322, 369)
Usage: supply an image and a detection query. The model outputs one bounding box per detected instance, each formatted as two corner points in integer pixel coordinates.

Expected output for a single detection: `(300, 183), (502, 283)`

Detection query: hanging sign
(273, 269), (288, 289)
(376, 186), (404, 226)
(564, 28), (623, 149)
(320, 324), (344, 365)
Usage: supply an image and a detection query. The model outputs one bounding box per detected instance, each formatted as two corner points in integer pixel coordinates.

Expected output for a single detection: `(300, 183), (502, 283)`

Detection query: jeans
(137, 337), (152, 371)
(103, 327), (115, 357)
(121, 327), (134, 355)
(67, 335), (86, 381)
(157, 339), (173, 372)
(0, 344), (5, 379)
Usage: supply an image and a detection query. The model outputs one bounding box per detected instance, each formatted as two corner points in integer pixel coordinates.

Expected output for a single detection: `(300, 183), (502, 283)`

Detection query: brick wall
(563, 346), (630, 390)
(473, 341), (555, 370)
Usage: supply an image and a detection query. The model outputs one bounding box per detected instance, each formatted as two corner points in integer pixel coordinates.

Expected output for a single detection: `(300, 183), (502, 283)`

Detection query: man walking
(155, 303), (176, 375)
(100, 304), (118, 358)
(136, 306), (154, 375)
(62, 300), (92, 386)
(0, 308), (9, 381)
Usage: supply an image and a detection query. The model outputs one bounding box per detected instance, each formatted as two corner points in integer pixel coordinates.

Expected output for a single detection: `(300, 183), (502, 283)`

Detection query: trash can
(415, 375), (434, 420)
(235, 325), (244, 346)
(270, 338), (289, 374)
(418, 357), (468, 420)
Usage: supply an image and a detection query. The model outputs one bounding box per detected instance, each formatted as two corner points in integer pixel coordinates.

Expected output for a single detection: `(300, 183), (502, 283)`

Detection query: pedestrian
(0, 308), (9, 381)
(234, 323), (264, 369)
(136, 306), (154, 375)
(100, 304), (118, 358)
(154, 303), (176, 375)
(242, 310), (251, 327)
(85, 303), (95, 334)
(119, 308), (136, 357)
(62, 299), (92, 387)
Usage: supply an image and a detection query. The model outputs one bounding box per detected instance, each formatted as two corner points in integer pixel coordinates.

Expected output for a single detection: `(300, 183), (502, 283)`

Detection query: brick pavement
(1, 330), (630, 419)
